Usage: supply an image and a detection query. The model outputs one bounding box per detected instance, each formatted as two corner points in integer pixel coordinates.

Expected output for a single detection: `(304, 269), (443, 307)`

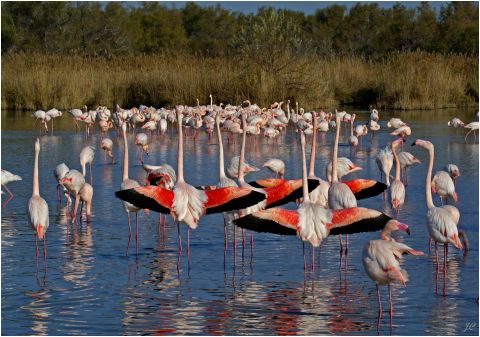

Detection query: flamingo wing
(233, 208), (298, 235)
(327, 207), (392, 235)
(204, 187), (265, 214)
(115, 186), (173, 214)
(247, 178), (284, 188)
(265, 179), (320, 208)
(344, 179), (387, 200)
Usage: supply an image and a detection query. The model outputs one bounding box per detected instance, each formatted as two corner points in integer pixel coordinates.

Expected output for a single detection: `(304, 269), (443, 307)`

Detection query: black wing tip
(233, 213), (296, 236)
(205, 188), (266, 215)
(329, 212), (391, 236)
(354, 182), (388, 200)
(247, 181), (263, 188)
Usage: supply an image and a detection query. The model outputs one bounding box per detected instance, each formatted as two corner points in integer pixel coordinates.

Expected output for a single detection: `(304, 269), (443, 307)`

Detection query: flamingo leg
(125, 212), (131, 256)
(35, 233), (39, 272)
(57, 185), (61, 204)
(223, 216), (227, 253)
(345, 234), (349, 255)
(2, 185), (14, 207)
(339, 235), (343, 254)
(388, 283), (393, 334)
(311, 245), (315, 273)
(187, 227), (191, 266)
(465, 129), (472, 142)
(43, 233), (47, 271)
(443, 243), (447, 296)
(72, 194), (80, 222)
(376, 283), (382, 315)
(135, 212), (139, 255)
(79, 201), (84, 223)
(177, 221), (182, 253)
(302, 242), (306, 273)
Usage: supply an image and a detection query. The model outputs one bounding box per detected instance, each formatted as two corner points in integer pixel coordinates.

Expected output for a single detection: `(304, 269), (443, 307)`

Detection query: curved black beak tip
(406, 227), (411, 235)
(411, 142), (416, 146)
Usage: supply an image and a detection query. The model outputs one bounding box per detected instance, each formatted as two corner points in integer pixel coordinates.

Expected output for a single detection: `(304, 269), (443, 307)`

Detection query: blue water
(1, 109), (478, 335)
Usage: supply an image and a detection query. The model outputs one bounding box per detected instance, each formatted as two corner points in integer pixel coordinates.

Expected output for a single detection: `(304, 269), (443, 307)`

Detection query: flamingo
(69, 105), (87, 132)
(390, 139), (405, 212)
(134, 133), (149, 162)
(444, 164), (460, 183)
(262, 159), (285, 179)
(464, 121), (479, 142)
(226, 156), (259, 179)
(307, 112), (329, 207)
(370, 109), (379, 122)
(1, 169), (22, 207)
(326, 158), (362, 182)
(27, 139), (49, 269)
(119, 122), (141, 255)
(328, 113), (357, 253)
(447, 118), (464, 128)
(53, 163), (71, 205)
(80, 146), (95, 185)
(362, 240), (423, 331)
(349, 114), (358, 146)
(411, 139), (464, 295)
(369, 120), (380, 132)
(59, 169), (85, 222)
(431, 171), (457, 204)
(387, 118), (406, 129)
(390, 125), (411, 139)
(46, 108), (62, 135)
(376, 146), (393, 187)
(79, 183), (93, 223)
(397, 151), (421, 185)
(100, 138), (114, 164)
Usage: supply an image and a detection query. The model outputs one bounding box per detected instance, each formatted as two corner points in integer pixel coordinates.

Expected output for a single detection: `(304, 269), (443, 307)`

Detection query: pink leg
(376, 283), (382, 315)
(2, 185), (14, 207)
(35, 234), (39, 272)
(435, 241), (439, 294)
(345, 234), (349, 255)
(443, 243), (447, 296)
(187, 227), (191, 265)
(224, 217), (227, 252)
(135, 212), (139, 255)
(177, 221), (182, 253)
(57, 185), (61, 204)
(72, 194), (80, 222)
(125, 212), (132, 255)
(428, 237), (432, 252)
(302, 242), (306, 273)
(43, 233), (47, 271)
(339, 235), (343, 254)
(388, 283), (393, 334)
(311, 245), (315, 273)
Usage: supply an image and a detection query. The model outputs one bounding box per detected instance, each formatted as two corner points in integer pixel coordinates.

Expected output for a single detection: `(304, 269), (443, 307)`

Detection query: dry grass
(1, 52), (477, 111)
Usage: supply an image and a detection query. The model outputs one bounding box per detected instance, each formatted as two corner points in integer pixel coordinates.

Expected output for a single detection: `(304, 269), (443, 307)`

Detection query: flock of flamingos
(2, 98), (478, 329)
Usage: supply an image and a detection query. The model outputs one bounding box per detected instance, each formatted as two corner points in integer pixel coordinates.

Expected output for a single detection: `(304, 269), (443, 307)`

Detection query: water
(2, 108), (478, 335)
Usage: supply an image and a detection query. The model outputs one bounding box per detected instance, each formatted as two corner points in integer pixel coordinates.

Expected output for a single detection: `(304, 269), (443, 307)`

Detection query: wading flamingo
(1, 169), (22, 207)
(390, 139), (405, 212)
(80, 146), (95, 185)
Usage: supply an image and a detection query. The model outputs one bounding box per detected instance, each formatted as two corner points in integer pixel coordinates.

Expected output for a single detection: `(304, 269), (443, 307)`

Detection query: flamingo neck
(332, 116), (340, 182)
(392, 144), (401, 181)
(177, 113), (184, 182)
(425, 146), (434, 209)
(238, 115), (247, 183)
(301, 134), (310, 202)
(122, 127), (129, 181)
(32, 148), (40, 196)
(216, 119), (226, 178)
(350, 119), (354, 137)
(286, 102), (290, 120)
(308, 115), (317, 177)
(82, 163), (86, 178)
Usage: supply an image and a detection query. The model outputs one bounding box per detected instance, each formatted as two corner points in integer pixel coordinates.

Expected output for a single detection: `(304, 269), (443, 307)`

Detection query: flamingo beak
(396, 222), (410, 235)
(411, 142), (416, 146)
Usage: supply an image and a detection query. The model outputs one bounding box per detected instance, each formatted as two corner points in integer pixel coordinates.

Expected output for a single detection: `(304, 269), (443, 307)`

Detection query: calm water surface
(1, 109), (478, 335)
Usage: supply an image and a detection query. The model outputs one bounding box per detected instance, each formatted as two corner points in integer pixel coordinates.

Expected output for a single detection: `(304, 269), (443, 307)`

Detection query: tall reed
(2, 51), (477, 111)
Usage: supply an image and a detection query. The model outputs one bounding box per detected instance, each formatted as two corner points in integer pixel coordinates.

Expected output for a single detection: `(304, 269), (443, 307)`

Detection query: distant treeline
(1, 1), (478, 57)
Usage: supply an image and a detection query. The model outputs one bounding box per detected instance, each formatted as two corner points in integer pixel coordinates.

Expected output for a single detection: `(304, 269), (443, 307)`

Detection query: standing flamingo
(431, 171), (457, 204)
(376, 146), (393, 187)
(80, 146), (95, 185)
(46, 108), (62, 135)
(349, 114), (359, 146)
(263, 159), (285, 179)
(27, 139), (49, 270)
(119, 122), (141, 255)
(412, 139), (464, 295)
(390, 139), (405, 212)
(362, 240), (423, 332)
(1, 169), (22, 207)
(397, 151), (421, 185)
(79, 183), (93, 223)
(328, 113), (357, 254)
(53, 163), (71, 205)
(444, 164), (460, 184)
(60, 169), (85, 222)
(100, 138), (115, 164)
(464, 121), (479, 142)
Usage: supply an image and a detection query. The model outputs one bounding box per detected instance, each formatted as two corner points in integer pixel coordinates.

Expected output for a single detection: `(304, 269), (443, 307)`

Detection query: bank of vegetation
(1, 2), (478, 110)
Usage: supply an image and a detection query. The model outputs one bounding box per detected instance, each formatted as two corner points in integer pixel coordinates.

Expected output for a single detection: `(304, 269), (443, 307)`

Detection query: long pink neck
(238, 114), (247, 183)
(392, 144), (400, 181)
(308, 113), (317, 177)
(177, 112), (184, 182)
(332, 116), (341, 182)
(425, 146), (434, 208)
(216, 118), (226, 178)
(350, 117), (354, 136)
(33, 148), (40, 196)
(122, 127), (129, 181)
(301, 133), (309, 202)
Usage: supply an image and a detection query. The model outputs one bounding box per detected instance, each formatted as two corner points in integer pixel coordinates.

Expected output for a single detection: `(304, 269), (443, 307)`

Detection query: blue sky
(149, 1), (450, 14)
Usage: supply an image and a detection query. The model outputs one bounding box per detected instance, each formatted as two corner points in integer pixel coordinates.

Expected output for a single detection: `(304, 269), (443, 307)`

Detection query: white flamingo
(1, 169), (22, 207)
(80, 146), (95, 185)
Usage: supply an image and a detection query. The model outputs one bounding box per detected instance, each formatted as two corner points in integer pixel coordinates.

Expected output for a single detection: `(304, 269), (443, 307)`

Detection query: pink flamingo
(27, 139), (49, 270)
(1, 169), (22, 207)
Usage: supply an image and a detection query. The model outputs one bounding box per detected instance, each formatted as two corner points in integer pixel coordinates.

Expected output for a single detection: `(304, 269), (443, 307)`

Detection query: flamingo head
(411, 139), (433, 150)
(385, 219), (410, 236)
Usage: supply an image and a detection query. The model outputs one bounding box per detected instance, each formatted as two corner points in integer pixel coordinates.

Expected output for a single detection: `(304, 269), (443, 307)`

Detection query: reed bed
(2, 51), (477, 111)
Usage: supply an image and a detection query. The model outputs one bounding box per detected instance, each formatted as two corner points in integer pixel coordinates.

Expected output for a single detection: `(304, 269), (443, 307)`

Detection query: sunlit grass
(2, 51), (477, 110)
